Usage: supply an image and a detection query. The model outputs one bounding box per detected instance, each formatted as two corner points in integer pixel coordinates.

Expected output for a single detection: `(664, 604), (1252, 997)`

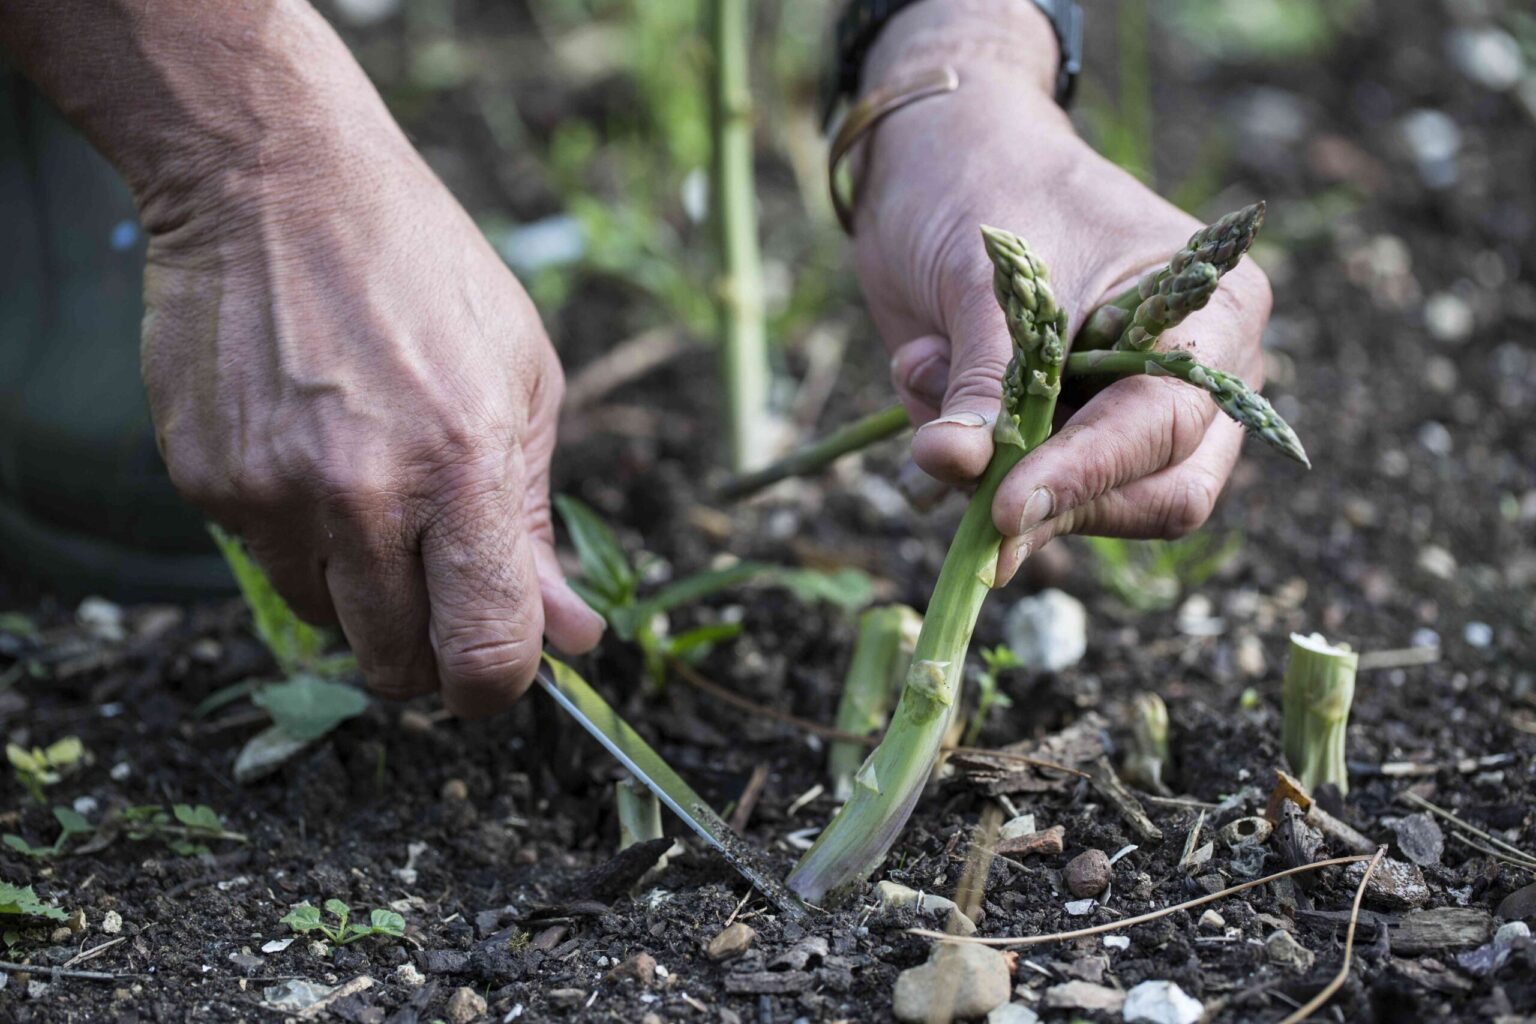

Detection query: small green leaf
(253, 676), (368, 741)
(368, 909), (405, 936)
(0, 880), (68, 920)
(172, 804), (223, 832)
(192, 681), (258, 720)
(554, 496), (638, 606)
(323, 898), (350, 920)
(663, 622), (743, 660)
(210, 525), (325, 673)
(2, 835), (49, 859)
(52, 807), (92, 835)
(42, 737), (83, 768)
(6, 744), (40, 774)
(774, 568), (873, 610)
(280, 904), (322, 933)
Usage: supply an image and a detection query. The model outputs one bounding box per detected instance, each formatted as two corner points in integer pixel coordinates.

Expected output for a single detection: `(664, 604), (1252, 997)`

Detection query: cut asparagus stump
(1281, 633), (1359, 795)
(785, 226), (1067, 904)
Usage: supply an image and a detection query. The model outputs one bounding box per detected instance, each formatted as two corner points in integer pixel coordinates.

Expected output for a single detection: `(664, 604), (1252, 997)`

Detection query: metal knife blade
(536, 657), (806, 918)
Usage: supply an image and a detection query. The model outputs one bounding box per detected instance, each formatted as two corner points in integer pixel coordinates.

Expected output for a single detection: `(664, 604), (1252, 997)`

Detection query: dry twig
(908, 853), (1375, 946)
(1275, 847), (1385, 1024)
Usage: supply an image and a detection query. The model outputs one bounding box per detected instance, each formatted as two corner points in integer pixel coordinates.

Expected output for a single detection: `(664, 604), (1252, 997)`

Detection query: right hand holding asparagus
(849, 0), (1273, 585)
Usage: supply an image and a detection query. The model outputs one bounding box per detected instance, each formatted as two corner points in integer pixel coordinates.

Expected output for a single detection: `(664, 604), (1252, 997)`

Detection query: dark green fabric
(0, 73), (229, 598)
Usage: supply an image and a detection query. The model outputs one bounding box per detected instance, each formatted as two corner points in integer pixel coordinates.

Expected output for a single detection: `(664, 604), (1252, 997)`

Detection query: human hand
(850, 0), (1272, 585)
(139, 96), (603, 717)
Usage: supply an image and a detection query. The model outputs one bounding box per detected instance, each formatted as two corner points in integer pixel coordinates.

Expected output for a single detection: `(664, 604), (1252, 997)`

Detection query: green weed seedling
(3, 802), (245, 859)
(281, 899), (405, 947)
(0, 878), (68, 947)
(7, 737), (84, 803)
(963, 645), (1022, 747)
(555, 496), (871, 685)
(3, 806), (91, 859)
(206, 527), (367, 780)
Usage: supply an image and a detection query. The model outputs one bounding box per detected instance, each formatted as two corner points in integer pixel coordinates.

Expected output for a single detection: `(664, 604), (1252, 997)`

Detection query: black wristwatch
(820, 0), (1082, 128)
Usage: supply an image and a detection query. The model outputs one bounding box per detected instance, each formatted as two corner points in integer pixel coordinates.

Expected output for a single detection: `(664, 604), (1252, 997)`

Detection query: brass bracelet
(827, 65), (959, 235)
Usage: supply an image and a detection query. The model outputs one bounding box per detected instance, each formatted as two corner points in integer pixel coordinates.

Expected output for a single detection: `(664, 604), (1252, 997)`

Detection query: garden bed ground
(2, 0), (1534, 1021)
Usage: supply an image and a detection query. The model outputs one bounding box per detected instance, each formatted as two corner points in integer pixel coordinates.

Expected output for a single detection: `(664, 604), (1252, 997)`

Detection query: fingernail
(994, 534), (1034, 588)
(919, 410), (990, 430)
(1015, 486), (1054, 534)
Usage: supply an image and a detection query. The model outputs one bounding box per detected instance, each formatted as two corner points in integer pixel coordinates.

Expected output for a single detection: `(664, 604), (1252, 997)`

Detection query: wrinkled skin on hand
(852, 31), (1272, 586)
(141, 143), (603, 716)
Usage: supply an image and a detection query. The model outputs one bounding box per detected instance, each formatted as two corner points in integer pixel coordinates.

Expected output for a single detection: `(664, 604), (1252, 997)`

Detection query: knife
(536, 656), (807, 918)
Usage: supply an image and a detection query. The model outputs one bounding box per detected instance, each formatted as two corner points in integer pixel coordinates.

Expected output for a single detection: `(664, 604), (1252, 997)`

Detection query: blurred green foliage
(1083, 532), (1242, 612)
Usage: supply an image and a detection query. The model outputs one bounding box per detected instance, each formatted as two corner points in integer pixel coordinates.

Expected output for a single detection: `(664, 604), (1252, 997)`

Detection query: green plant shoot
(1282, 632), (1358, 795)
(963, 645), (1022, 748)
(7, 737), (83, 803)
(281, 899), (405, 947)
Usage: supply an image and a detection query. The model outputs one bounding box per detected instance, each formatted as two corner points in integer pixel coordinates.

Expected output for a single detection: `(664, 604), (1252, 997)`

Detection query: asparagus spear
(785, 226), (1066, 904)
(1117, 260), (1219, 351)
(1079, 201), (1266, 350)
(1066, 349), (1309, 466)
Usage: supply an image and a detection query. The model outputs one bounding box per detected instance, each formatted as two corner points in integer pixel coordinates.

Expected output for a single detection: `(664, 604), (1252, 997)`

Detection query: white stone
(1103, 935), (1130, 951)
(1004, 589), (1086, 673)
(893, 944), (1011, 1023)
(393, 963), (426, 988)
(1199, 909), (1225, 931)
(1123, 980), (1203, 1024)
(101, 910), (123, 935)
(1448, 27), (1525, 92)
(988, 1004), (1041, 1024)
(1424, 292), (1474, 344)
(1000, 815), (1037, 840)
(1464, 622), (1493, 648)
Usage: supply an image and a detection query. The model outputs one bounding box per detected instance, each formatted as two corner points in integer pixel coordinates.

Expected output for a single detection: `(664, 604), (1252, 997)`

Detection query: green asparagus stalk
(708, 0), (772, 471)
(1078, 201), (1267, 350)
(717, 404), (910, 501)
(785, 226), (1066, 904)
(1281, 633), (1358, 796)
(827, 605), (923, 800)
(1066, 349), (1309, 466)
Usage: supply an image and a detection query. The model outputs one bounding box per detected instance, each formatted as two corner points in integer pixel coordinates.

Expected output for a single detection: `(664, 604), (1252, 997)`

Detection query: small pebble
(706, 923), (756, 962)
(1064, 849), (1112, 898)
(1424, 292), (1474, 344)
(1265, 930), (1316, 972)
(440, 778), (469, 802)
(606, 952), (658, 987)
(444, 985), (487, 1023)
(102, 910), (123, 935)
(1199, 909), (1225, 931)
(1464, 622), (1493, 648)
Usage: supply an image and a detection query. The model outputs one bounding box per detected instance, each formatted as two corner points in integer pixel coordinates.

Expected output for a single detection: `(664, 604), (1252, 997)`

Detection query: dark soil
(2, 0), (1534, 1021)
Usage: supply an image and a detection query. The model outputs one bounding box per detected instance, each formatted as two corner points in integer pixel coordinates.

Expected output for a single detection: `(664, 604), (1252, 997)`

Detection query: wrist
(8, 1), (418, 237)
(861, 0), (1060, 102)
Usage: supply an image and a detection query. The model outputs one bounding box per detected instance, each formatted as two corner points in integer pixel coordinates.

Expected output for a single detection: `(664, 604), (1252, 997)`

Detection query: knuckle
(435, 625), (539, 688)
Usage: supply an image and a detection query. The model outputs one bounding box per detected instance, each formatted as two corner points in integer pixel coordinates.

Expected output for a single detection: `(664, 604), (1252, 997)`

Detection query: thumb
(908, 281), (1012, 484)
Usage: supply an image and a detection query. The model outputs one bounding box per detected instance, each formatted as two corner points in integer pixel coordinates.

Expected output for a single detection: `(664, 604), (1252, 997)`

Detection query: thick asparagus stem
(827, 605), (923, 800)
(785, 227), (1066, 904)
(716, 404), (909, 501)
(708, 0), (772, 471)
(1282, 633), (1359, 796)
